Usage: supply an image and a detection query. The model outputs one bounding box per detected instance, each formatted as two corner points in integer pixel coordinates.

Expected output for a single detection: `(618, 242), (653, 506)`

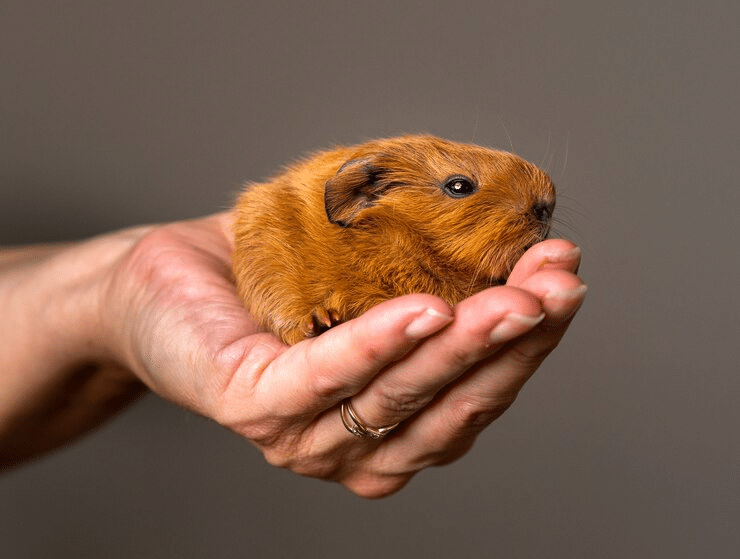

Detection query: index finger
(250, 294), (455, 418)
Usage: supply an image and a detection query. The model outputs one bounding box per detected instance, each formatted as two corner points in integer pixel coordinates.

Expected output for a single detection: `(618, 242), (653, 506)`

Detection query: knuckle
(306, 367), (348, 401)
(506, 342), (551, 370)
(344, 474), (410, 499)
(406, 435), (477, 471)
(446, 343), (477, 370)
(373, 381), (429, 417)
(352, 333), (384, 367)
(260, 435), (341, 480)
(302, 343), (352, 401)
(423, 440), (476, 468)
(212, 338), (282, 404)
(347, 317), (404, 367)
(449, 394), (516, 432)
(228, 415), (286, 450)
(262, 445), (292, 470)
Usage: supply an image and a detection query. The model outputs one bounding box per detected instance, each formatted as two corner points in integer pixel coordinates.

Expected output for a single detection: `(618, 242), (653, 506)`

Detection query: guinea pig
(232, 134), (555, 345)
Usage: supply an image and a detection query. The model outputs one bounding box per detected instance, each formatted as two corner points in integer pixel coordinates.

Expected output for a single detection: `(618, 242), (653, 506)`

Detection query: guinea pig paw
(303, 306), (343, 338)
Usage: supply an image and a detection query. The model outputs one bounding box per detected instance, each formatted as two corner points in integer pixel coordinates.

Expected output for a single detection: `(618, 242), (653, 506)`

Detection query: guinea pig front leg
(286, 290), (389, 344)
(301, 306), (343, 340)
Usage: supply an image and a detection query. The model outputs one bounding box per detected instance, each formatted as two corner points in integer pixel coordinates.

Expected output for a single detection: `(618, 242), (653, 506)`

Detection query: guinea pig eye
(442, 175), (476, 198)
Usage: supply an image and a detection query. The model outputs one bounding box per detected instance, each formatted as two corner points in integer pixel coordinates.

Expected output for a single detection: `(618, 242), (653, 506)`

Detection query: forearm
(0, 231), (148, 470)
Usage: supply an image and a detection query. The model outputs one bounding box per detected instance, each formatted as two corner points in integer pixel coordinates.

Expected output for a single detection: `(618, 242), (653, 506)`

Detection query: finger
(277, 284), (547, 489)
(301, 287), (549, 497)
(506, 239), (581, 286)
(513, 268), (588, 358)
(377, 269), (587, 472)
(343, 285), (546, 435)
(453, 270), (586, 398)
(247, 293), (455, 419)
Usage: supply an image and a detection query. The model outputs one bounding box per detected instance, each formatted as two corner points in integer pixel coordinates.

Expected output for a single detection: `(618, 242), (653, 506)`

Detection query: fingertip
(404, 307), (455, 340)
(508, 239), (582, 286)
(518, 268), (586, 300)
(487, 312), (546, 344)
(543, 283), (588, 302)
(455, 285), (543, 325)
(346, 292), (454, 341)
(515, 269), (587, 326)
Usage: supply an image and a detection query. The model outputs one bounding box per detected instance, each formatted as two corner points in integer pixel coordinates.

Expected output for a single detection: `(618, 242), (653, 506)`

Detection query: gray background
(1, 1), (738, 557)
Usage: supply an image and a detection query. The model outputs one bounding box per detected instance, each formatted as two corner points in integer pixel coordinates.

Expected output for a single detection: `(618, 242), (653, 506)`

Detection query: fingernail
(546, 246), (581, 262)
(405, 308), (454, 339)
(544, 284), (588, 302)
(488, 312), (546, 344)
(539, 246), (581, 272)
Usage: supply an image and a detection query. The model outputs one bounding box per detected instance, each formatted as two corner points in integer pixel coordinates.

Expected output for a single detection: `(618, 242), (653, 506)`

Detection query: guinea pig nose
(531, 200), (554, 223)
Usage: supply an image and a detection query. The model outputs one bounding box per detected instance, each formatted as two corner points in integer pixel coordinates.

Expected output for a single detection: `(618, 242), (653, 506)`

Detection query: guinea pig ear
(324, 157), (389, 227)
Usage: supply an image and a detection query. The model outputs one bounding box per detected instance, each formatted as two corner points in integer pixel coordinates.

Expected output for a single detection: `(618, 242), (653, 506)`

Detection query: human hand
(102, 212), (585, 498)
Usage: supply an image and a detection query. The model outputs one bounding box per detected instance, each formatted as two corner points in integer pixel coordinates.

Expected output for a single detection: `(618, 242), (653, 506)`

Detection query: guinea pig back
(232, 135), (555, 344)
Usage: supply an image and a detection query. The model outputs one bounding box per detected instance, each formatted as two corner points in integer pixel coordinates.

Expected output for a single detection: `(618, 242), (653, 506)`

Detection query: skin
(0, 211), (585, 498)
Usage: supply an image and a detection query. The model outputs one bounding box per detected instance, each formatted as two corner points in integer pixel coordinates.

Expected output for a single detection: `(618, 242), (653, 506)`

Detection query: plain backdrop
(1, 1), (738, 557)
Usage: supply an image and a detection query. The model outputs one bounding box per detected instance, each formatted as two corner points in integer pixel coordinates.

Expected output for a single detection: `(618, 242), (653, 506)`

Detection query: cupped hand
(102, 212), (586, 498)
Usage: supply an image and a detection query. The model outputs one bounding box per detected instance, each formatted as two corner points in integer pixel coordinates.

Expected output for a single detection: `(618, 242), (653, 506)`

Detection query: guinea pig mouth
(540, 222), (552, 240)
(523, 221), (551, 251)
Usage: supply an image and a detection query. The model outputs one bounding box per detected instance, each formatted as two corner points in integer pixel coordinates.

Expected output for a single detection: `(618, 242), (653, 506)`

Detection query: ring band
(340, 399), (400, 439)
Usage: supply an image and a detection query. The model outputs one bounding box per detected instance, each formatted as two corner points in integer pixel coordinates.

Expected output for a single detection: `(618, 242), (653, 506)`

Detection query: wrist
(0, 228), (151, 468)
(16, 231), (144, 368)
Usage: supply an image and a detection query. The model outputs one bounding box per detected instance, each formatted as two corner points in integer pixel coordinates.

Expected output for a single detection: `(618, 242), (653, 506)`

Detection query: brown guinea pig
(232, 134), (555, 345)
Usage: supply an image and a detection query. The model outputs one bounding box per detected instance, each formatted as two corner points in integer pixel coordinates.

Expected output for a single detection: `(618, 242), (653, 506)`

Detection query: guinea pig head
(324, 136), (555, 284)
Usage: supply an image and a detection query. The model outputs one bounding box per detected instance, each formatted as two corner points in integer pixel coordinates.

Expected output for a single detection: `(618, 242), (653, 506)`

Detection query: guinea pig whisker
(539, 133), (552, 170)
(554, 193), (586, 212)
(470, 110), (480, 143)
(548, 152), (557, 176)
(499, 119), (515, 153)
(551, 212), (580, 234)
(465, 258), (485, 298)
(469, 246), (502, 297)
(550, 221), (582, 241)
(560, 135), (569, 178)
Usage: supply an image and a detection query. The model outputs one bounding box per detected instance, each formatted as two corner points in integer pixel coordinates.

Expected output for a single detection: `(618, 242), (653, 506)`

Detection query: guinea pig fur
(232, 134), (555, 345)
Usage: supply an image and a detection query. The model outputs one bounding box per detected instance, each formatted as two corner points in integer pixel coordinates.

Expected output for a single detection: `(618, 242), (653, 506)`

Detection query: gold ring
(340, 399), (400, 439)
